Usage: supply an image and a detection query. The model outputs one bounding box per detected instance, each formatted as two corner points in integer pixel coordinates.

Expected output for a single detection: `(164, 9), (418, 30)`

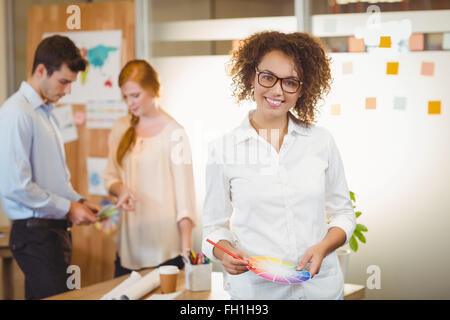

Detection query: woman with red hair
(104, 60), (196, 276)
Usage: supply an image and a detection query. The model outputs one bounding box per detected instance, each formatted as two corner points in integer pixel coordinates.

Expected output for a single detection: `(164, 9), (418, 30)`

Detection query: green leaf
(353, 230), (366, 243)
(349, 191), (356, 202)
(349, 235), (358, 252)
(355, 211), (362, 218)
(356, 223), (368, 232)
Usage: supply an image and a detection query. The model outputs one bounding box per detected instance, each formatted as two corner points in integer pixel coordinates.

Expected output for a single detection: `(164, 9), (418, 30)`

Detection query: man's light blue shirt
(0, 81), (82, 220)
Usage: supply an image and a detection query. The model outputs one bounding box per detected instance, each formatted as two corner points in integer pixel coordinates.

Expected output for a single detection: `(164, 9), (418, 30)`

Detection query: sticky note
(342, 62), (353, 75)
(324, 18), (337, 33)
(409, 33), (424, 51)
(443, 33), (450, 50)
(386, 62), (399, 75)
(331, 104), (341, 115)
(421, 62), (435, 76)
(348, 36), (365, 52)
(428, 101), (441, 115)
(365, 97), (376, 110)
(379, 36), (392, 48)
(393, 97), (407, 110)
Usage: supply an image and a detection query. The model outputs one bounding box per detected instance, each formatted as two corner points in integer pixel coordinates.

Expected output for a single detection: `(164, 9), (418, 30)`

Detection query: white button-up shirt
(202, 110), (356, 300)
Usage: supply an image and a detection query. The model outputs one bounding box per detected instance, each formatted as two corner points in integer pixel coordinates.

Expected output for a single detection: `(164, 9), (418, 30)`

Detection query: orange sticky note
(428, 101), (441, 114)
(365, 97), (376, 110)
(348, 36), (365, 52)
(409, 33), (424, 51)
(386, 62), (399, 75)
(421, 62), (435, 76)
(331, 104), (341, 115)
(379, 36), (392, 48)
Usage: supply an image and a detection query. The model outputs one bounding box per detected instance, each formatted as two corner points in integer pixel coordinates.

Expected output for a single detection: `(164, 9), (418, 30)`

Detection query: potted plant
(336, 191), (368, 282)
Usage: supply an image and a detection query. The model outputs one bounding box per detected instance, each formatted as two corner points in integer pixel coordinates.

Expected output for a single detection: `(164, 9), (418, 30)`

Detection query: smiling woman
(202, 31), (355, 300)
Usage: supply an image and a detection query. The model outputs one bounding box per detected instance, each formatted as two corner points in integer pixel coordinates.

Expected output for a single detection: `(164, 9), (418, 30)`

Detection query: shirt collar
(19, 81), (55, 111)
(235, 109), (311, 144)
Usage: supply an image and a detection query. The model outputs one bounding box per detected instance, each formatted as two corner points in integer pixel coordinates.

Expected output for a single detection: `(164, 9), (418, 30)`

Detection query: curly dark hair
(228, 31), (332, 127)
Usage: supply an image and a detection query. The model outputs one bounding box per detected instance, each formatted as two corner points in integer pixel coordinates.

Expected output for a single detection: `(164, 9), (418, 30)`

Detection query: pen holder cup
(185, 262), (212, 291)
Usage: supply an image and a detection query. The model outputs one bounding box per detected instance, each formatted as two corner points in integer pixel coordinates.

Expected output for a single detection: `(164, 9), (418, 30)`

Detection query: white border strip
(152, 16), (297, 42)
(312, 10), (450, 37)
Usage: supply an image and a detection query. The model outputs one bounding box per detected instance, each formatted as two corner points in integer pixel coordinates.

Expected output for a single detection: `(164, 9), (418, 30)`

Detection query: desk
(0, 226), (14, 300)
(47, 268), (365, 300)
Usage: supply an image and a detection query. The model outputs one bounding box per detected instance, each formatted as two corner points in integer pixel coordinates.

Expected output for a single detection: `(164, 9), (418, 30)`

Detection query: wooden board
(26, 1), (135, 287)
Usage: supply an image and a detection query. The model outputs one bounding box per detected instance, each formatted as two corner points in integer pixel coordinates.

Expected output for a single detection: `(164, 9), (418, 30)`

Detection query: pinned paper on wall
(348, 36), (365, 53)
(365, 97), (377, 110)
(379, 36), (392, 48)
(53, 104), (78, 144)
(421, 62), (435, 76)
(409, 33), (424, 51)
(342, 62), (353, 75)
(86, 100), (128, 129)
(87, 157), (108, 196)
(331, 104), (341, 115)
(73, 110), (86, 126)
(443, 33), (450, 50)
(43, 30), (122, 104)
(386, 62), (399, 75)
(393, 97), (407, 110)
(428, 101), (441, 115)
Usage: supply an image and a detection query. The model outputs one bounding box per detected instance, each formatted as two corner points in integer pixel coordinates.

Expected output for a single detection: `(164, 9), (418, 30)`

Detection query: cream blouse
(104, 115), (196, 270)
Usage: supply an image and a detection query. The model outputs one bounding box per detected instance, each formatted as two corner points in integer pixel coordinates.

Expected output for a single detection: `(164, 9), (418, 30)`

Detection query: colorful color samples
(248, 256), (311, 284)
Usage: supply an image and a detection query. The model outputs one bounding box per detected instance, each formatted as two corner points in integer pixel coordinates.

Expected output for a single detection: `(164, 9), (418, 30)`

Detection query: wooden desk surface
(47, 267), (365, 300)
(0, 226), (12, 258)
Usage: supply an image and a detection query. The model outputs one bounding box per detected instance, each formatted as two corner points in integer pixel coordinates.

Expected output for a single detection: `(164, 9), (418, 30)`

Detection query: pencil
(206, 239), (247, 263)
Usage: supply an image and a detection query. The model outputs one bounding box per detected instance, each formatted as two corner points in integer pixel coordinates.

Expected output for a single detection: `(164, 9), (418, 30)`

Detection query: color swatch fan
(206, 239), (311, 285)
(248, 256), (311, 284)
(94, 204), (120, 235)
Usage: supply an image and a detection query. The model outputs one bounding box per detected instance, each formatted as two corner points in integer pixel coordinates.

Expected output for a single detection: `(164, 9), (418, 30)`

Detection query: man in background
(0, 35), (101, 300)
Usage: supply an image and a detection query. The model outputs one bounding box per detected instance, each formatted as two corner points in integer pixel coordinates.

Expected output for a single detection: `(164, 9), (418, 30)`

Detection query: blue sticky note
(443, 33), (450, 50)
(393, 97), (407, 110)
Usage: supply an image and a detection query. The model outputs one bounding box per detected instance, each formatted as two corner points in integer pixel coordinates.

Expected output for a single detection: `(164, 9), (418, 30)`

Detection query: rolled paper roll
(120, 269), (160, 300)
(100, 271), (142, 300)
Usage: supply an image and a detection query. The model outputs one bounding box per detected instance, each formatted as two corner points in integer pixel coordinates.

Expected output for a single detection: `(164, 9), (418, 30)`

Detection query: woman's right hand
(214, 241), (250, 275)
(115, 186), (137, 211)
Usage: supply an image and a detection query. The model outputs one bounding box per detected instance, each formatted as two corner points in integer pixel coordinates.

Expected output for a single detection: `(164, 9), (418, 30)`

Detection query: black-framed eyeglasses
(255, 68), (302, 94)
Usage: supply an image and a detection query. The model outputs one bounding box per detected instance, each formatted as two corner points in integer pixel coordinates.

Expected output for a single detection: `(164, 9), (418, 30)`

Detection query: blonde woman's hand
(115, 187), (137, 211)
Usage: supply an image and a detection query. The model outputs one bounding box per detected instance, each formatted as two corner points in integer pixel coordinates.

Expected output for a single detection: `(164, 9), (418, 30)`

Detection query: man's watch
(78, 198), (86, 204)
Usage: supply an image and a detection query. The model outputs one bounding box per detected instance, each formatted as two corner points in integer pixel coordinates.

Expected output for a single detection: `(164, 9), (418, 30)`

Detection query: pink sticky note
(409, 33), (424, 51)
(421, 62), (435, 76)
(342, 62), (353, 75)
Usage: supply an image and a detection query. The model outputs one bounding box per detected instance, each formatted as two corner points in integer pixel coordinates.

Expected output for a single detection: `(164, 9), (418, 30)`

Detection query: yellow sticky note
(365, 97), (376, 110)
(428, 101), (441, 115)
(331, 104), (341, 115)
(386, 62), (399, 75)
(379, 36), (392, 48)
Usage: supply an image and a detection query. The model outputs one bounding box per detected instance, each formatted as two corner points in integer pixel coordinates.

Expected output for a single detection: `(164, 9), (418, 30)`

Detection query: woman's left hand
(296, 243), (328, 279)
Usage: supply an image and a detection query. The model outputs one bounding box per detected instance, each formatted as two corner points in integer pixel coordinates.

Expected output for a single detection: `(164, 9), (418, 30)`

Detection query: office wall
(153, 51), (450, 299)
(0, 0), (10, 227)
